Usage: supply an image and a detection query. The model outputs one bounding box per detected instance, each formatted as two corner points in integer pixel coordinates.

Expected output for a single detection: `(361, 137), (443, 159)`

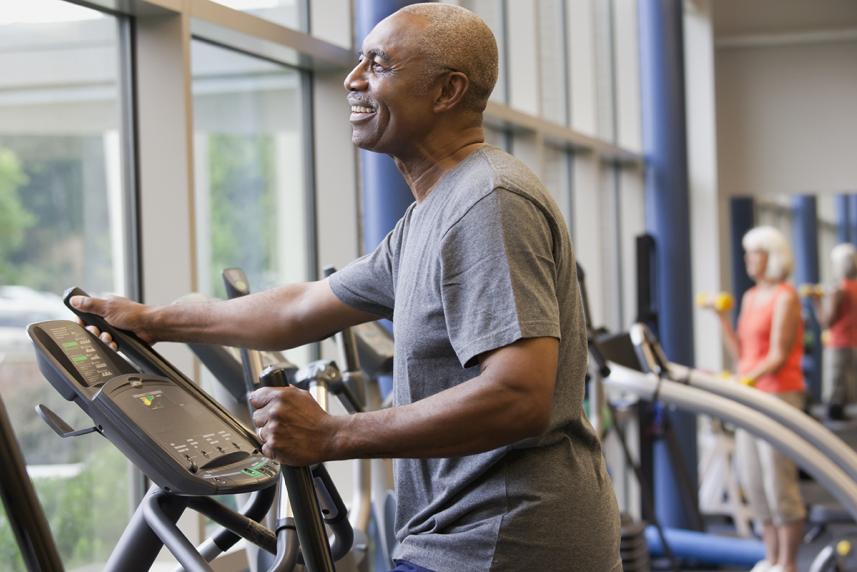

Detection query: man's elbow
(516, 399), (552, 438)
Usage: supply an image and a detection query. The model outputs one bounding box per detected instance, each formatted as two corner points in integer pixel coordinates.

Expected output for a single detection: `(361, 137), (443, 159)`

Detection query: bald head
(386, 3), (499, 114)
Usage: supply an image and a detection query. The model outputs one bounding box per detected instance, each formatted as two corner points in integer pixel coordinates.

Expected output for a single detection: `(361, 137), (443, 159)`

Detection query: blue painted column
(793, 195), (822, 401)
(835, 194), (851, 244)
(849, 195), (857, 249)
(639, 0), (698, 530)
(355, 0), (417, 254)
(730, 198), (756, 320)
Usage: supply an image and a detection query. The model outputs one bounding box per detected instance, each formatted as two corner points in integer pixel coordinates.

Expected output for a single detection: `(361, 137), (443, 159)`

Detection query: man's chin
(351, 134), (379, 152)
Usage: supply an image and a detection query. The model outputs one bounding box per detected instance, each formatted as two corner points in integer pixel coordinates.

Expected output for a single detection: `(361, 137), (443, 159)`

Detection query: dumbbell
(695, 292), (735, 313)
(798, 283), (825, 298)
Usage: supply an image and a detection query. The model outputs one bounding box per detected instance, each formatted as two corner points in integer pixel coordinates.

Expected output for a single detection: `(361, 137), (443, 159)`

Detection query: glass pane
(191, 41), (310, 365)
(485, 126), (510, 151)
(458, 0), (507, 104)
(594, 0), (617, 141)
(0, 2), (133, 570)
(543, 146), (574, 231)
(210, 0), (306, 30)
(538, 0), (568, 125)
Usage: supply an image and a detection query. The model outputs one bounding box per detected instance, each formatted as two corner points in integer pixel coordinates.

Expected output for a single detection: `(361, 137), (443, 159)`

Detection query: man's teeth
(351, 105), (374, 113)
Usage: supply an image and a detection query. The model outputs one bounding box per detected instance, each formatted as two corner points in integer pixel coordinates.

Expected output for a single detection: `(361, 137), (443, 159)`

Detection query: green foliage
(0, 148), (35, 283)
(0, 446), (130, 571)
(207, 133), (277, 298)
(0, 136), (114, 294)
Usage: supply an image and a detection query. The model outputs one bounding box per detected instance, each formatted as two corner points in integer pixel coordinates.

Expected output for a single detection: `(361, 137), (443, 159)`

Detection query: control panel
(28, 320), (278, 495)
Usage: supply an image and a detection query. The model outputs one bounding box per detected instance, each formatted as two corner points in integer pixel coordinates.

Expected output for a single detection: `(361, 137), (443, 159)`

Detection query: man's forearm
(151, 282), (326, 350)
(328, 372), (550, 460)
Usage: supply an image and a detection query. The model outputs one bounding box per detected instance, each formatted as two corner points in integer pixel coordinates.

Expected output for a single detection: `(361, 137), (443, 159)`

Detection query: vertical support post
(729, 197), (756, 319)
(638, 0), (697, 529)
(835, 194), (851, 244)
(354, 0), (416, 254)
(849, 195), (857, 249)
(793, 195), (822, 402)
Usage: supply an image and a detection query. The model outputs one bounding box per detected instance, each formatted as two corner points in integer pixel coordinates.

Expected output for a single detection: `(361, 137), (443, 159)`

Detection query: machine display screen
(47, 323), (119, 387)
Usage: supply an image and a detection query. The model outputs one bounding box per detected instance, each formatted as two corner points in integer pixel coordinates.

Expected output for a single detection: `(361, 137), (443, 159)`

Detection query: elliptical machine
(12, 286), (355, 571)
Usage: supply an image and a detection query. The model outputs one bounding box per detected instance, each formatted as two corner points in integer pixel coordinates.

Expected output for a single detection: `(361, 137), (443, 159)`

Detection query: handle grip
(64, 287), (151, 349)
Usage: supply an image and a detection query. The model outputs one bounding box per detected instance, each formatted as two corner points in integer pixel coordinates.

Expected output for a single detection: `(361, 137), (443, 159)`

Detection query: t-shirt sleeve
(441, 189), (561, 367)
(328, 218), (403, 321)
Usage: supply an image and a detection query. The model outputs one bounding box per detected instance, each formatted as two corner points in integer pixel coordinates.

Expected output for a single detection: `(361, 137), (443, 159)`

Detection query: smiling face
(344, 13), (439, 155)
(744, 248), (769, 282)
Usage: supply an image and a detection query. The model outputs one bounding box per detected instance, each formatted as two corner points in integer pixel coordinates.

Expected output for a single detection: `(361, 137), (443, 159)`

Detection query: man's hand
(69, 295), (158, 347)
(249, 386), (343, 466)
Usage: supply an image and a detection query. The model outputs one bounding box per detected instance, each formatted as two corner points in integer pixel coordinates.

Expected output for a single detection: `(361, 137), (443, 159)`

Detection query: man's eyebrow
(364, 48), (391, 61)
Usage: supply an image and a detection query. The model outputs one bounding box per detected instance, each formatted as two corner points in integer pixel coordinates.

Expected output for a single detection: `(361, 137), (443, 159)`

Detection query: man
(72, 4), (621, 571)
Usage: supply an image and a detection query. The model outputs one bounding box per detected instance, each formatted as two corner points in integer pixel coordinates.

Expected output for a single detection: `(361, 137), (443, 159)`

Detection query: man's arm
(249, 336), (558, 466)
(70, 279), (381, 351)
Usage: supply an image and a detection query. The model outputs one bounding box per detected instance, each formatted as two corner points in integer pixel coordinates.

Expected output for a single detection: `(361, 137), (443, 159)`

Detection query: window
(542, 146), (574, 236)
(458, 0), (508, 104)
(0, 2), (134, 569)
(537, 0), (569, 125)
(210, 0), (308, 30)
(191, 40), (312, 365)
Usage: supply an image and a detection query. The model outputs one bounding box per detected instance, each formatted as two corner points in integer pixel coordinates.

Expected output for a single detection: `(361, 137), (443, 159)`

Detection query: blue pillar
(835, 194), (851, 244)
(639, 0), (698, 530)
(730, 197), (756, 319)
(355, 0), (417, 254)
(793, 195), (823, 402)
(850, 195), (857, 249)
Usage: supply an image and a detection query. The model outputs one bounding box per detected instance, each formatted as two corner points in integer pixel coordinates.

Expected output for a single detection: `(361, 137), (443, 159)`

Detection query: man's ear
(433, 71), (469, 112)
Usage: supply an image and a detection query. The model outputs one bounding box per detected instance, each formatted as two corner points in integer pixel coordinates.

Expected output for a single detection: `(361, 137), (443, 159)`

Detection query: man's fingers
(69, 295), (94, 311)
(252, 408), (268, 428)
(249, 387), (280, 408)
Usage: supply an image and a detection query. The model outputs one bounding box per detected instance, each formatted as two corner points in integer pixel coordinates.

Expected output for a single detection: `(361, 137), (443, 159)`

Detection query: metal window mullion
(116, 14), (150, 507)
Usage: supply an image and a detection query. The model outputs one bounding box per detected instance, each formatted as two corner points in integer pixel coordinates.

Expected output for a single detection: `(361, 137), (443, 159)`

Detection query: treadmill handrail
(668, 362), (857, 484)
(604, 363), (857, 522)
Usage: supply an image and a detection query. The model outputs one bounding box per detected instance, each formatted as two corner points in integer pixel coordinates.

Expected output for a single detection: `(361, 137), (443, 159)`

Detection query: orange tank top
(828, 279), (857, 348)
(737, 283), (805, 394)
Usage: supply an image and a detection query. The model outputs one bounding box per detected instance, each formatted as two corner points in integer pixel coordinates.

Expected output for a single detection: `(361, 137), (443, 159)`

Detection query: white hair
(742, 226), (793, 281)
(831, 243), (857, 281)
(395, 3), (499, 113)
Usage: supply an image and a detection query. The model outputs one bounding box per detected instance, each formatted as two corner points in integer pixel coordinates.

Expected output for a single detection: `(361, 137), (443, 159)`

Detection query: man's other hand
(69, 295), (157, 348)
(250, 386), (343, 466)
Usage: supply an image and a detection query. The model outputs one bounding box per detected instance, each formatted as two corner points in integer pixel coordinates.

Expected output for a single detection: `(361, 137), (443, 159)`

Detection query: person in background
(807, 243), (857, 420)
(707, 226), (806, 572)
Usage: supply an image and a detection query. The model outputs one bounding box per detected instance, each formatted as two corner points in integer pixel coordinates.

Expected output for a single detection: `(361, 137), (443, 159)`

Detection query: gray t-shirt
(329, 146), (620, 572)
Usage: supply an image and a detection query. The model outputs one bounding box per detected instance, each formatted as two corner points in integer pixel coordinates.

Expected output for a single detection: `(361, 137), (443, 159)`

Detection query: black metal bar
(312, 463), (354, 560)
(184, 496), (278, 554)
(271, 518), (299, 572)
(281, 466), (335, 572)
(107, 485), (176, 571)
(197, 483), (278, 557)
(142, 491), (210, 572)
(187, 343), (247, 403)
(0, 396), (63, 572)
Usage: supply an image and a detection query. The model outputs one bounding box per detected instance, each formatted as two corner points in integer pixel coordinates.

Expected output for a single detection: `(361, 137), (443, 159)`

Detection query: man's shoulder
(438, 146), (555, 228)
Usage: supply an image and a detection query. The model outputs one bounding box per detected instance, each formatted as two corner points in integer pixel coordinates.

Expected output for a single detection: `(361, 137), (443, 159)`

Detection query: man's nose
(344, 61), (367, 91)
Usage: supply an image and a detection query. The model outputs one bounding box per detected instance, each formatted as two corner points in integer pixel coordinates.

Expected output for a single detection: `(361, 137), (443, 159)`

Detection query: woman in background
(808, 243), (857, 420)
(709, 226), (805, 572)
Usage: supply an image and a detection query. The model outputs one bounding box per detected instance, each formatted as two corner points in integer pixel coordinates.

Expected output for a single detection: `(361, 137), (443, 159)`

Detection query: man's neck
(394, 126), (486, 202)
